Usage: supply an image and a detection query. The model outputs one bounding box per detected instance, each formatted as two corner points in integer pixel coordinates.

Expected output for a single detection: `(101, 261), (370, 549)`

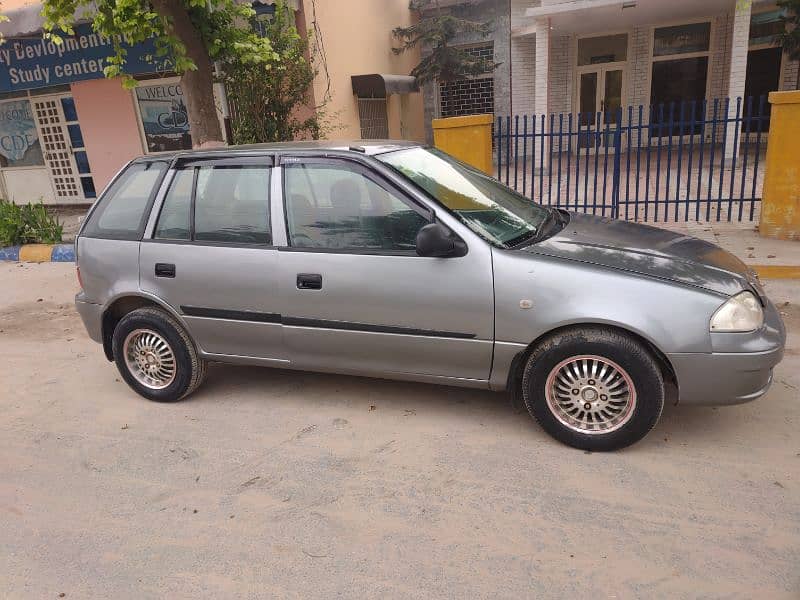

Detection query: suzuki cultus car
(75, 142), (785, 450)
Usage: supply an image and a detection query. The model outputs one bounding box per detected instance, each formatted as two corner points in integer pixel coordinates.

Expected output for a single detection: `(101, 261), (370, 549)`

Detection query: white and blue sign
(0, 24), (171, 93)
(0, 99), (44, 167)
(136, 83), (192, 152)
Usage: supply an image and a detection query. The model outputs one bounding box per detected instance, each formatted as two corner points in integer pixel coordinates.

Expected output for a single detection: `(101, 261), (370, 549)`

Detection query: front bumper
(668, 347), (782, 405)
(75, 294), (103, 344)
(668, 297), (786, 406)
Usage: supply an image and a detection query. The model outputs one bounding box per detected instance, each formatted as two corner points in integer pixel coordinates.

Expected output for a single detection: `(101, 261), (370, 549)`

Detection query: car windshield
(377, 147), (551, 247)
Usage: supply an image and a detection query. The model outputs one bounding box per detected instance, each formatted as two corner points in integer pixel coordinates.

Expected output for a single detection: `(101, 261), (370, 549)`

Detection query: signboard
(136, 83), (192, 152)
(0, 99), (44, 167)
(0, 24), (171, 93)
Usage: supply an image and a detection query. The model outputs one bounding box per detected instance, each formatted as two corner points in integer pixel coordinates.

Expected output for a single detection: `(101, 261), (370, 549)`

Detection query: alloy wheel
(544, 354), (637, 434)
(123, 328), (177, 390)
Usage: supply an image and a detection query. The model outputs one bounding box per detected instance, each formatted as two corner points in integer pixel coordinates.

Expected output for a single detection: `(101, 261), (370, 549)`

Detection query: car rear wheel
(521, 327), (664, 451)
(112, 307), (206, 402)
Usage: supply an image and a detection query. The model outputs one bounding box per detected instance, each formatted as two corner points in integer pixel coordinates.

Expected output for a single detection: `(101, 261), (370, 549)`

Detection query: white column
(725, 0), (751, 163)
(534, 18), (550, 120)
(534, 18), (551, 172)
(510, 34), (537, 117)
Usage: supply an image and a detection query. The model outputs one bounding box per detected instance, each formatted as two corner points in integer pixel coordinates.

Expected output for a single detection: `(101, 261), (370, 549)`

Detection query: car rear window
(81, 160), (169, 240)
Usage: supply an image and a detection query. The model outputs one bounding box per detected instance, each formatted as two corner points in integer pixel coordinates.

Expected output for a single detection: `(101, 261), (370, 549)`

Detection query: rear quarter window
(81, 161), (169, 240)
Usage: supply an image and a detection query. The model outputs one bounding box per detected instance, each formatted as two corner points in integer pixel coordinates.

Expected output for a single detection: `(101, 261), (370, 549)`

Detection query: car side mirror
(416, 222), (467, 258)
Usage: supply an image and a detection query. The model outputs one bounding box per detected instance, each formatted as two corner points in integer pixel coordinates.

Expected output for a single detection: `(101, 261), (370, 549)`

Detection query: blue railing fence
(493, 95), (769, 223)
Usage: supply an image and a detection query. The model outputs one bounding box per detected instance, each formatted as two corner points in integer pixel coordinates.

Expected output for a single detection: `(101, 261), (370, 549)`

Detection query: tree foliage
(41, 0), (275, 83)
(39, 0), (279, 146)
(776, 0), (800, 88)
(777, 1), (800, 58)
(225, 1), (322, 143)
(392, 0), (496, 85)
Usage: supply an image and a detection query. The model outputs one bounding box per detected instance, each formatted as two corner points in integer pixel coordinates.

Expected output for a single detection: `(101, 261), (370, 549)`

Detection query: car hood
(521, 212), (752, 296)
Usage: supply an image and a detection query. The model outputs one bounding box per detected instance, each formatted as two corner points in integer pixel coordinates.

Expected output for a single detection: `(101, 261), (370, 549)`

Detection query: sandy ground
(0, 262), (798, 599)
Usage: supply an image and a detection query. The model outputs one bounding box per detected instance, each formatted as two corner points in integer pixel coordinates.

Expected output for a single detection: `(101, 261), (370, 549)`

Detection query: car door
(276, 156), (494, 382)
(140, 155), (286, 363)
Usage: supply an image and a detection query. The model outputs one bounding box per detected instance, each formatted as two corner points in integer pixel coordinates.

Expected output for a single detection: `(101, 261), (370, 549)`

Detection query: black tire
(112, 307), (207, 402)
(521, 327), (664, 451)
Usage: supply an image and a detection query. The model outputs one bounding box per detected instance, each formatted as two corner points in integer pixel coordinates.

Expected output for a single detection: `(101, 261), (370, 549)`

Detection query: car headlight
(710, 291), (763, 332)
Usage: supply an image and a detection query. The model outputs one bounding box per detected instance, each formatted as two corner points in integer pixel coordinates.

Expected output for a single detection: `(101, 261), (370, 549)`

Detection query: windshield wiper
(506, 209), (566, 249)
(507, 210), (555, 248)
(506, 229), (540, 248)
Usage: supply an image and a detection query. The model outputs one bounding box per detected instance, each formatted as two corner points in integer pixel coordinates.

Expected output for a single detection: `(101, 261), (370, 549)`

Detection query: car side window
(81, 161), (167, 240)
(194, 165), (271, 244)
(154, 169), (193, 240)
(283, 162), (429, 251)
(154, 164), (271, 245)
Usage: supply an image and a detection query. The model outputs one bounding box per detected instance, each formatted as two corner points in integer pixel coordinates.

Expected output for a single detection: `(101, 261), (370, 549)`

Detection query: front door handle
(155, 263), (176, 278)
(297, 273), (322, 290)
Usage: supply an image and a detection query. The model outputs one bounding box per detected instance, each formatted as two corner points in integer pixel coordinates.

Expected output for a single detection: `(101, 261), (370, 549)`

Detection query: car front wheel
(521, 327), (664, 451)
(112, 307), (206, 402)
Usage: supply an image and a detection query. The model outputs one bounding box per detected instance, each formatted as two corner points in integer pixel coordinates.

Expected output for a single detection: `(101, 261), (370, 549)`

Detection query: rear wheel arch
(506, 322), (678, 409)
(101, 295), (181, 361)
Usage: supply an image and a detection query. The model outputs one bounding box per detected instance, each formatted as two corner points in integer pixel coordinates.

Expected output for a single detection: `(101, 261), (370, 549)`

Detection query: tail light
(76, 266), (84, 290)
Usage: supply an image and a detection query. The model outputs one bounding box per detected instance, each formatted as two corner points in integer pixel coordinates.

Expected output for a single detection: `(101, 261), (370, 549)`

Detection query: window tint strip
(180, 306), (475, 339)
(177, 155), (275, 168)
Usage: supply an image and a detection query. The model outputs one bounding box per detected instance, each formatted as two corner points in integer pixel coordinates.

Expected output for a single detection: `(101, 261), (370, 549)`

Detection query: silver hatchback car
(75, 141), (785, 450)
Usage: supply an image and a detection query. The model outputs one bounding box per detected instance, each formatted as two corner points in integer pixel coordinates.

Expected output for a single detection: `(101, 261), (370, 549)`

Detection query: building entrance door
(744, 46), (782, 130)
(576, 66), (625, 152)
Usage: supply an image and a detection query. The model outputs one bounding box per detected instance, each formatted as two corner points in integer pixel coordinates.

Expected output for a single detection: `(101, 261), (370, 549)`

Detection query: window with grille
(438, 43), (495, 118)
(33, 96), (96, 200)
(357, 98), (390, 139)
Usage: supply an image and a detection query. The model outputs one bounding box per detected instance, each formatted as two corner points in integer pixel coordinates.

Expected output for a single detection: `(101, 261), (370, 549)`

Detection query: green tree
(40, 0), (277, 147)
(392, 0), (496, 85)
(224, 1), (322, 143)
(777, 0), (800, 89)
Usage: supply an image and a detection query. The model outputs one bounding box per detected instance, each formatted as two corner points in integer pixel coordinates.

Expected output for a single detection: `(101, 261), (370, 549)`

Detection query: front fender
(492, 249), (725, 355)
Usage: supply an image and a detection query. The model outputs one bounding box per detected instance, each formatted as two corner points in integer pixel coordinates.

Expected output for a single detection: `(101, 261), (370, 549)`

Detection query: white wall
(509, 7), (797, 120)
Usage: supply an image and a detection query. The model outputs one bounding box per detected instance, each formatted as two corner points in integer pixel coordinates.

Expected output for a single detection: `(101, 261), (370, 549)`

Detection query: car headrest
(330, 178), (362, 216)
(291, 193), (313, 214)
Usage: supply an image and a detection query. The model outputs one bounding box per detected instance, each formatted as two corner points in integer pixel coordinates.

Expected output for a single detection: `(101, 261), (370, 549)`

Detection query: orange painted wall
(299, 0), (424, 142)
(2, 0), (40, 10)
(70, 78), (144, 191)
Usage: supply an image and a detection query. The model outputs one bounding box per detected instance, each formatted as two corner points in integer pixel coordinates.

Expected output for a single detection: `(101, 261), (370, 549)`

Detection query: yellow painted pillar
(432, 114), (493, 175)
(760, 90), (800, 241)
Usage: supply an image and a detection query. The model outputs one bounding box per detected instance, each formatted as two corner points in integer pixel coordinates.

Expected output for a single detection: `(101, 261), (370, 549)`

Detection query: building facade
(427, 0), (798, 138)
(0, 0), (424, 205)
(298, 0), (425, 144)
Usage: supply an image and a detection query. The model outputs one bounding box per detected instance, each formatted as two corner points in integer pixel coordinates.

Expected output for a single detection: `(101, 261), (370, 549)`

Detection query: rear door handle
(155, 263), (176, 278)
(297, 273), (322, 290)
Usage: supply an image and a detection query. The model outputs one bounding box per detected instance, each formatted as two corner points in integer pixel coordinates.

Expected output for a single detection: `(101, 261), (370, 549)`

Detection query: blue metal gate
(493, 96), (769, 223)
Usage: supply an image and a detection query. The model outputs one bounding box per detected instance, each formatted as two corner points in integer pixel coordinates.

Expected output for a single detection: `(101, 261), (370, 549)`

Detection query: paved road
(1, 262), (798, 599)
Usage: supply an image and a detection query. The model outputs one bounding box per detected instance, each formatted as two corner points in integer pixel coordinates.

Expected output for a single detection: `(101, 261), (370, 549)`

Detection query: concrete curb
(751, 265), (800, 280)
(0, 244), (75, 263)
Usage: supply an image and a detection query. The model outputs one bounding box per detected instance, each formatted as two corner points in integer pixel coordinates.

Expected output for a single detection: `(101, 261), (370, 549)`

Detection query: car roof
(136, 140), (423, 162)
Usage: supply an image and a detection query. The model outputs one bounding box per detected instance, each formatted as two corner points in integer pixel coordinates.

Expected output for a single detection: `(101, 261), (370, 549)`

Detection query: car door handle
(297, 273), (322, 290)
(155, 263), (176, 278)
